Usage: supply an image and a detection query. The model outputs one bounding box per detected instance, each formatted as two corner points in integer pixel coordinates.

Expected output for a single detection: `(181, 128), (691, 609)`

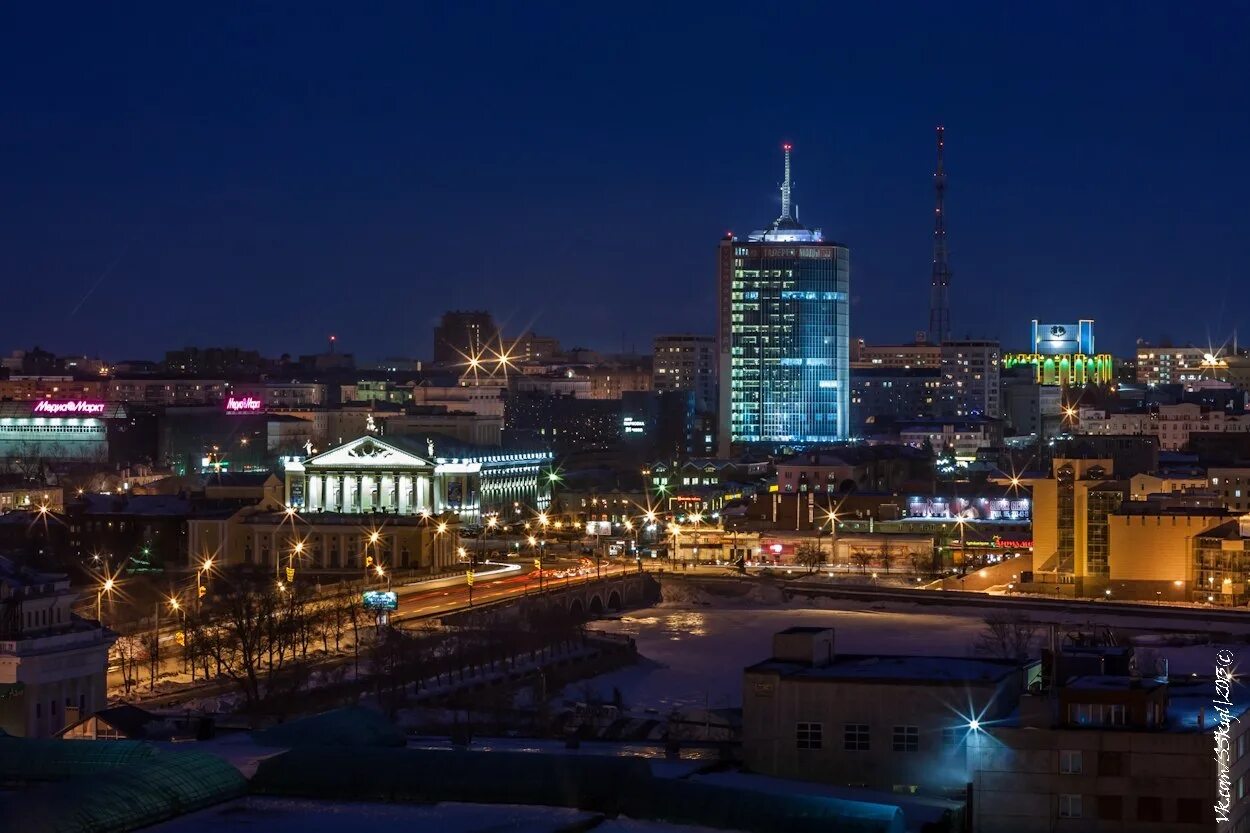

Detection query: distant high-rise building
(928, 127), (952, 344)
(939, 339), (1000, 418)
(717, 144), (851, 454)
(653, 335), (716, 413)
(511, 332), (562, 363)
(1134, 342), (1223, 387)
(433, 311), (499, 367)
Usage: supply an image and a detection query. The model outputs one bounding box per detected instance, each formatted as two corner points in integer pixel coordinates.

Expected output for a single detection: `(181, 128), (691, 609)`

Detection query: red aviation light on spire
(782, 143), (792, 151)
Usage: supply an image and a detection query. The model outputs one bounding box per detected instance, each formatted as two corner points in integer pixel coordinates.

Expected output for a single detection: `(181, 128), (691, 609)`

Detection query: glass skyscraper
(717, 145), (850, 454)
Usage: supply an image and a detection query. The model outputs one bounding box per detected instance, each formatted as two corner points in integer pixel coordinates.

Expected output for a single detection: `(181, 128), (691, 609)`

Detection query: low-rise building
(743, 626), (1031, 795)
(899, 417), (1003, 462)
(0, 557), (115, 737)
(1077, 403), (1250, 451)
(1107, 499), (1230, 601)
(1208, 466), (1250, 513)
(188, 505), (459, 575)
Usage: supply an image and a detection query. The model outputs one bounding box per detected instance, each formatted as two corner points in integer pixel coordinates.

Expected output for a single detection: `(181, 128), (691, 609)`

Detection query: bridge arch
(568, 598), (585, 619)
(588, 594), (604, 616)
(607, 590), (622, 611)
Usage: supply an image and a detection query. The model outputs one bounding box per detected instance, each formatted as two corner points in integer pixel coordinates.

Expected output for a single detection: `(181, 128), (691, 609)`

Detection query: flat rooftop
(747, 653), (1025, 685)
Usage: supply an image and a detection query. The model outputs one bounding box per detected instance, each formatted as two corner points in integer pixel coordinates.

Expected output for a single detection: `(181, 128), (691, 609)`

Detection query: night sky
(3, 3), (1249, 362)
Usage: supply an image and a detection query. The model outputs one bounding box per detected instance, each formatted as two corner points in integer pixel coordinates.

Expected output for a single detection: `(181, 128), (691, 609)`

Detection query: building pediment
(303, 436), (433, 469)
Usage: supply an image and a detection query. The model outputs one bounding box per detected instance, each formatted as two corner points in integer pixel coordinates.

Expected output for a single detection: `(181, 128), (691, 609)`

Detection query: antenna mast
(780, 143), (793, 220)
(928, 126), (952, 344)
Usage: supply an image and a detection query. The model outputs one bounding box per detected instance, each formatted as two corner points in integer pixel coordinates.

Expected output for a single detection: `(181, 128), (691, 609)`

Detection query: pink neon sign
(225, 396), (264, 412)
(32, 400), (106, 415)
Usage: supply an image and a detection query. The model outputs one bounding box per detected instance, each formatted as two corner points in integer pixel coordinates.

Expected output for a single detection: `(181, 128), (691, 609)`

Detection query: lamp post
(483, 514), (498, 566)
(288, 541), (303, 586)
(96, 577), (114, 624)
(529, 535), (541, 593)
(196, 556), (214, 610)
(366, 530), (381, 582)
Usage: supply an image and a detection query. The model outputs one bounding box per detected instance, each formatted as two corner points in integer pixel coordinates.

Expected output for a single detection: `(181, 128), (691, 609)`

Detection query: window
(1239, 775), (1246, 801)
(1108, 704), (1126, 726)
(1137, 796), (1163, 822)
(1059, 749), (1083, 774)
(1238, 732), (1247, 762)
(1098, 750), (1124, 777)
(1059, 794), (1082, 819)
(1097, 795), (1122, 820)
(796, 722), (822, 750)
(1176, 798), (1202, 823)
(941, 727), (961, 749)
(844, 724), (870, 752)
(892, 725), (919, 753)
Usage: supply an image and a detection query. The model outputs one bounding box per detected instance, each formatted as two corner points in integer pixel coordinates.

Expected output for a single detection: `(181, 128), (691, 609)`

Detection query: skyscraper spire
(928, 126), (952, 344)
(779, 143), (793, 220)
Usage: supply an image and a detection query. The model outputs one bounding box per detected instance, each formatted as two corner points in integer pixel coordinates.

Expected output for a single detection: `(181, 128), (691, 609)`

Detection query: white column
(308, 475), (322, 511)
(380, 474), (394, 511)
(416, 475), (429, 514)
(399, 474), (412, 514)
(343, 476), (357, 512)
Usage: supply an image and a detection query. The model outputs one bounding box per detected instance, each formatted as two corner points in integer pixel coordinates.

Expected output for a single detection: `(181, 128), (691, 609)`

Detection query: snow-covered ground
(566, 585), (1250, 713)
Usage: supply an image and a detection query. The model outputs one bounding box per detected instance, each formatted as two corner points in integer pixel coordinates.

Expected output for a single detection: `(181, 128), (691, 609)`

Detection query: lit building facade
(1076, 402), (1250, 451)
(188, 506), (458, 575)
(718, 145), (850, 453)
(0, 400), (122, 469)
(284, 434), (551, 524)
(1135, 343), (1224, 387)
(653, 335), (717, 413)
(1002, 320), (1113, 387)
(939, 340), (1000, 418)
(849, 339), (940, 370)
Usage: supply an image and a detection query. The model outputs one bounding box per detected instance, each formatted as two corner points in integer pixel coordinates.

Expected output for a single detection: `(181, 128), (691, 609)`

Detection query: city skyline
(3, 5), (1249, 360)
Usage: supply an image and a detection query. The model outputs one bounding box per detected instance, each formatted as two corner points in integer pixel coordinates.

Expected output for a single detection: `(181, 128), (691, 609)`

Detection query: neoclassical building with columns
(283, 433), (551, 523)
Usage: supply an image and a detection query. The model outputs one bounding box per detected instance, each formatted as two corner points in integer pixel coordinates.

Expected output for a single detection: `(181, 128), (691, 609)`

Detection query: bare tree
(973, 613), (1038, 660)
(193, 573), (315, 711)
(909, 550), (933, 577)
(849, 548), (874, 574)
(793, 542), (826, 575)
(111, 634), (145, 696)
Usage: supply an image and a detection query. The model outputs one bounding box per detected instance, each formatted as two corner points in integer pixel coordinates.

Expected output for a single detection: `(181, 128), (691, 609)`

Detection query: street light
(197, 556), (214, 607)
(96, 577), (114, 623)
(529, 534), (541, 592)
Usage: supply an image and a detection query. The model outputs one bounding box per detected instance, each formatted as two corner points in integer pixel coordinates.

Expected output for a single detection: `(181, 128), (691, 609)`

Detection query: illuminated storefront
(285, 434), (551, 524)
(0, 400), (124, 467)
(1002, 320), (1113, 387)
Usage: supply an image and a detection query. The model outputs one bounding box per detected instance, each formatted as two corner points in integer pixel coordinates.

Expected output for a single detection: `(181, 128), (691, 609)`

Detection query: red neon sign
(32, 400), (106, 415)
(225, 396), (263, 412)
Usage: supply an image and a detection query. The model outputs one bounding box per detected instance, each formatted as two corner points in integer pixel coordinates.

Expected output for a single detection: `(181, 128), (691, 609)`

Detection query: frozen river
(569, 595), (1250, 713)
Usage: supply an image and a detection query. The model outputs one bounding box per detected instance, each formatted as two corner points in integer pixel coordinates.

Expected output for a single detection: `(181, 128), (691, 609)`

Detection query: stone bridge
(442, 571), (660, 625)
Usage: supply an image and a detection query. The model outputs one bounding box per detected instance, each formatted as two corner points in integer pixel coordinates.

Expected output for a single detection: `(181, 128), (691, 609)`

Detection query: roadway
(109, 557), (635, 696)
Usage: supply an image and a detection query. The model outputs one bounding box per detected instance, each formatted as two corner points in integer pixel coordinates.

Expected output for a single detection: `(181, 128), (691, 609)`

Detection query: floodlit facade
(284, 434), (551, 524)
(718, 145), (850, 454)
(1002, 320), (1113, 387)
(0, 400), (121, 468)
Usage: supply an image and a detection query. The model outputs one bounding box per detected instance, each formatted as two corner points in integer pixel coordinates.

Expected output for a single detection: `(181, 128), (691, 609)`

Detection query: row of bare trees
(176, 574), (371, 711)
(792, 541), (938, 576)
